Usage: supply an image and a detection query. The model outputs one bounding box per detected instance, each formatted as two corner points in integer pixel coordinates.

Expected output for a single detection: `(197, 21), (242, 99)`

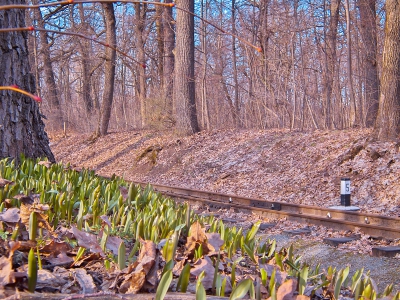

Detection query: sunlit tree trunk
(163, 0), (174, 118)
(0, 0), (54, 162)
(358, 0), (379, 127)
(135, 3), (147, 128)
(323, 0), (340, 129)
(97, 3), (116, 136)
(77, 4), (94, 114)
(344, 0), (357, 126)
(174, 0), (200, 134)
(374, 0), (400, 140)
(32, 0), (62, 129)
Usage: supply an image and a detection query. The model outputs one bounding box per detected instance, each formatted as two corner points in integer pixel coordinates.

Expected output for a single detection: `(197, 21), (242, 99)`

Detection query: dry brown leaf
(20, 200), (53, 235)
(137, 240), (156, 274)
(127, 270), (146, 294)
(72, 268), (97, 294)
(100, 215), (112, 227)
(185, 221), (212, 257)
(41, 240), (72, 255)
(190, 256), (215, 290)
(0, 256), (14, 286)
(71, 252), (103, 268)
(45, 252), (74, 266)
(189, 221), (207, 242)
(36, 269), (67, 291)
(0, 208), (20, 223)
(38, 161), (52, 168)
(119, 186), (129, 200)
(276, 279), (297, 300)
(100, 232), (123, 256)
(205, 232), (224, 251)
(119, 270), (146, 294)
(0, 178), (14, 188)
(71, 226), (104, 255)
(172, 259), (186, 276)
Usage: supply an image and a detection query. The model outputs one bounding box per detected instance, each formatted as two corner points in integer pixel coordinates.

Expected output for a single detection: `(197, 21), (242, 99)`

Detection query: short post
(340, 178), (351, 206)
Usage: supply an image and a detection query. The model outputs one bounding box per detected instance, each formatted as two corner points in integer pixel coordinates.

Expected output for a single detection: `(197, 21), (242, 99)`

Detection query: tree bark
(358, 0), (379, 127)
(323, 0), (340, 129)
(77, 4), (94, 113)
(374, 0), (400, 140)
(163, 0), (175, 116)
(32, 0), (62, 129)
(0, 0), (54, 162)
(174, 0), (200, 134)
(134, 3), (147, 128)
(97, 2), (117, 136)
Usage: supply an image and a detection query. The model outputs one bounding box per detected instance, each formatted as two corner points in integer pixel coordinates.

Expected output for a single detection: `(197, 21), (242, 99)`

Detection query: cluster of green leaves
(0, 156), (193, 243)
(1, 157), (399, 300)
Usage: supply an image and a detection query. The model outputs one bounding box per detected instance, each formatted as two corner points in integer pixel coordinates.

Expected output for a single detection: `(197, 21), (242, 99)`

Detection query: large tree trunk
(174, 0), (200, 134)
(358, 0), (379, 127)
(97, 3), (117, 136)
(0, 0), (54, 162)
(374, 0), (400, 140)
(323, 0), (340, 129)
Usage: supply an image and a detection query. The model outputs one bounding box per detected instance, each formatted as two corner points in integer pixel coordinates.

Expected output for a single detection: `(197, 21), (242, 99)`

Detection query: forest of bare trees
(2, 0), (399, 143)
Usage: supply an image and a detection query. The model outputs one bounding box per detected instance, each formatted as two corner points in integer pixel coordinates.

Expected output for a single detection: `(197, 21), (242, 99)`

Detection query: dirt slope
(50, 128), (400, 216)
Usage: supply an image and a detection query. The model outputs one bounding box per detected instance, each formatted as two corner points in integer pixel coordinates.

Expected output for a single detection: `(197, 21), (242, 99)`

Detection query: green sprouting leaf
(29, 212), (37, 241)
(268, 240), (276, 257)
(28, 248), (37, 293)
(177, 263), (191, 293)
(334, 267), (350, 300)
(352, 268), (364, 300)
(196, 271), (207, 300)
(175, 223), (186, 232)
(221, 276), (227, 297)
(243, 243), (257, 263)
(382, 284), (393, 297)
(155, 269), (172, 300)
(230, 278), (253, 300)
(118, 241), (126, 270)
(269, 268), (276, 295)
(245, 221), (261, 244)
(260, 268), (267, 286)
(298, 266), (309, 295)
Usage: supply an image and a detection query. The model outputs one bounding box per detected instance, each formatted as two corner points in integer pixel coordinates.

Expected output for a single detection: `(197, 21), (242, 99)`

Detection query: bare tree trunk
(231, 0), (240, 128)
(134, 3), (147, 128)
(358, 0), (379, 127)
(374, 0), (400, 140)
(174, 0), (200, 134)
(0, 0), (54, 162)
(163, 0), (174, 117)
(32, 0), (62, 129)
(344, 0), (357, 126)
(323, 0), (340, 129)
(200, 0), (210, 129)
(77, 4), (94, 114)
(155, 0), (164, 88)
(97, 3), (117, 136)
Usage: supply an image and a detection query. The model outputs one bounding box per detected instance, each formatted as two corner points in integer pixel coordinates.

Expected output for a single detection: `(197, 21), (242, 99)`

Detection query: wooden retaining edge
(134, 182), (400, 240)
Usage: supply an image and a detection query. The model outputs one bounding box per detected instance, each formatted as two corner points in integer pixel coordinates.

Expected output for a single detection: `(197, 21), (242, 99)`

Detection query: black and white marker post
(340, 177), (351, 206)
(329, 177), (360, 211)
